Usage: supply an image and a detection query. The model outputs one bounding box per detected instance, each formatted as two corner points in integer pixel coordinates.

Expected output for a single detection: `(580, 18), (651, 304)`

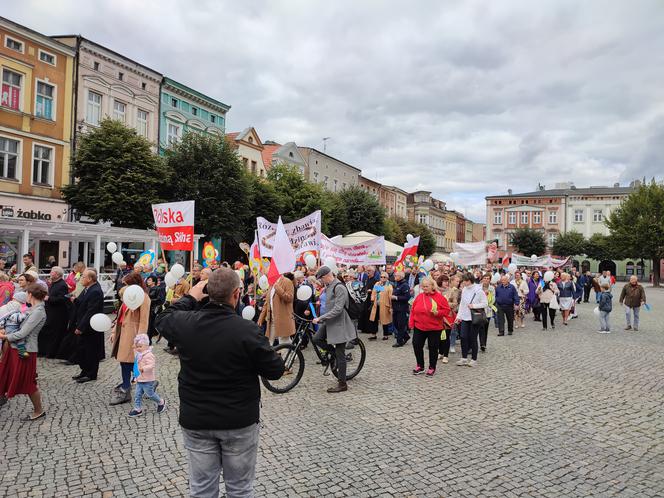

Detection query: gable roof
(261, 143), (281, 169)
(486, 186), (634, 199)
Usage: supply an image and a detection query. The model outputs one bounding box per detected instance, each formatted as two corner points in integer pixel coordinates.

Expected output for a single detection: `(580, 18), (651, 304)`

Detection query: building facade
(0, 17), (76, 267)
(53, 35), (162, 148)
(442, 210), (457, 252)
(299, 147), (360, 192)
(564, 186), (633, 237)
(262, 141), (307, 174)
(159, 77), (229, 152)
(384, 186), (408, 219)
(358, 175), (381, 200)
(407, 191), (446, 253)
(465, 219), (473, 245)
(454, 211), (466, 244)
(227, 127), (266, 177)
(472, 222), (485, 242)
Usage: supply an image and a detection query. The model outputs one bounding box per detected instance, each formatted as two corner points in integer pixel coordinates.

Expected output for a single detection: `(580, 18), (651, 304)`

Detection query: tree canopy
(510, 228), (546, 256)
(552, 230), (587, 258)
(331, 185), (385, 236)
(62, 119), (167, 229)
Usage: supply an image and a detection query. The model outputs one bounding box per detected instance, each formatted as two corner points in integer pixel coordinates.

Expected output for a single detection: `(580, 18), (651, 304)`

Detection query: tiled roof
(486, 186), (634, 199)
(261, 144), (281, 169)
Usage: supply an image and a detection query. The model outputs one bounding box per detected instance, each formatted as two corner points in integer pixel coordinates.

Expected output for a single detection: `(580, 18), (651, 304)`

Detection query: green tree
(245, 175), (286, 240)
(62, 119), (167, 228)
(332, 186), (385, 236)
(584, 233), (618, 262)
(326, 194), (350, 236)
(510, 228), (546, 256)
(606, 181), (664, 286)
(552, 230), (587, 257)
(382, 216), (404, 243)
(164, 132), (251, 239)
(389, 218), (436, 256)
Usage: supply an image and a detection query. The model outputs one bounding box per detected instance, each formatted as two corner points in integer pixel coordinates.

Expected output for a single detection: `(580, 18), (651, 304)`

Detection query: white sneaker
(450, 346), (456, 353)
(597, 330), (604, 333)
(441, 357), (449, 364)
(467, 360), (477, 367)
(456, 358), (468, 366)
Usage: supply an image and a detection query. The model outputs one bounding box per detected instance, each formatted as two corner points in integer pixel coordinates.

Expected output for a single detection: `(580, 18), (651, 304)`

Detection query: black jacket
(392, 279), (411, 312)
(155, 295), (285, 431)
(74, 282), (104, 335)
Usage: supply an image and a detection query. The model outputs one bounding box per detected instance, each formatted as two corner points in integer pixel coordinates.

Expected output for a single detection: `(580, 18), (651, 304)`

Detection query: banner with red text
(257, 210), (321, 258)
(152, 200), (195, 251)
(320, 234), (386, 266)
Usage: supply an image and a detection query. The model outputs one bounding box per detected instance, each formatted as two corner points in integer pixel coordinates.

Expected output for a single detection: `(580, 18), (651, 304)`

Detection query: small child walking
(128, 334), (166, 417)
(0, 292), (29, 358)
(598, 283), (613, 334)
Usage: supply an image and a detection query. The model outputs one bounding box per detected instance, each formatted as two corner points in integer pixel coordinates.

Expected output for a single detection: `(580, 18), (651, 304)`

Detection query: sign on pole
(152, 201), (195, 251)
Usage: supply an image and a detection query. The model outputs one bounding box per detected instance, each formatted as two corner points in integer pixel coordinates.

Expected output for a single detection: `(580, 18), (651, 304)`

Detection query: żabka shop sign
(152, 201), (195, 251)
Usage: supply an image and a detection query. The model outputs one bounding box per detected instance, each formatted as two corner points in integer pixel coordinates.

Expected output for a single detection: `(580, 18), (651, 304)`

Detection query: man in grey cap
(312, 266), (357, 393)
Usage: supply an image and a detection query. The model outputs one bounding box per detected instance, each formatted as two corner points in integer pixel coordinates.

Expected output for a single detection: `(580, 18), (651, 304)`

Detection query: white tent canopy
(331, 231), (404, 257)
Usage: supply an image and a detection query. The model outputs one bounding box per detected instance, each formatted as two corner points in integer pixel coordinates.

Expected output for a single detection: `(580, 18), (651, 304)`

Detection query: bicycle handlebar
(293, 313), (313, 323)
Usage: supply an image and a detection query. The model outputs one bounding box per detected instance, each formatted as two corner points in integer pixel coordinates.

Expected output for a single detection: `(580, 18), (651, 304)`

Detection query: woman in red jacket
(409, 276), (452, 377)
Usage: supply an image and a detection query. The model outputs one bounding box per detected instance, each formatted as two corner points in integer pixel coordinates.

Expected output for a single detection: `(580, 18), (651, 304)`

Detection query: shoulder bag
(469, 291), (488, 326)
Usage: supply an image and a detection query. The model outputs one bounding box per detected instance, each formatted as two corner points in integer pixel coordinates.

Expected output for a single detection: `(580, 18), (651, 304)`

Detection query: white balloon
(422, 259), (434, 271)
(491, 273), (501, 284)
(413, 284), (420, 297)
(106, 242), (117, 253)
(406, 233), (414, 242)
(449, 252), (457, 259)
(324, 257), (337, 269)
(259, 275), (269, 290)
(242, 306), (256, 320)
(297, 285), (313, 301)
(122, 285), (145, 311)
(111, 252), (123, 264)
(508, 263), (518, 274)
(531, 254), (538, 262)
(593, 307), (600, 316)
(90, 313), (112, 332)
(305, 254), (317, 269)
(171, 263), (185, 279)
(164, 272), (177, 289)
(544, 271), (555, 282)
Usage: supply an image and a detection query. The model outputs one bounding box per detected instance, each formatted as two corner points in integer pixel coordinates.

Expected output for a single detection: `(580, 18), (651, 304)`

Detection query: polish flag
(502, 254), (511, 268)
(394, 236), (420, 271)
(267, 217), (296, 285)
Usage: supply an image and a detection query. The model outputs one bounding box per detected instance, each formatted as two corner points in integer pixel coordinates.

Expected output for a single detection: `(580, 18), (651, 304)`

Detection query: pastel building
(226, 127), (267, 177)
(53, 35), (162, 147)
(299, 146), (360, 192)
(407, 191), (446, 253)
(159, 77), (229, 152)
(261, 141), (307, 173)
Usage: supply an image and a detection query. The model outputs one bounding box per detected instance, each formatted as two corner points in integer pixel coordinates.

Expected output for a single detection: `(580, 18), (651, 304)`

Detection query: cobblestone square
(1, 289), (663, 497)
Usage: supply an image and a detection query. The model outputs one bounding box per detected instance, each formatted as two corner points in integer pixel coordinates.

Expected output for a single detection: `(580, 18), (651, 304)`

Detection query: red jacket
(409, 291), (452, 331)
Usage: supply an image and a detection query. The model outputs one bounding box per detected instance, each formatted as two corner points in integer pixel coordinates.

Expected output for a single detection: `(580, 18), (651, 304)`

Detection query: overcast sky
(7, 1), (664, 221)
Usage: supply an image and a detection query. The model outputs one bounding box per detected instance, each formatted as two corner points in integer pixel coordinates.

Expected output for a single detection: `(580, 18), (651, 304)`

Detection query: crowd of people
(0, 251), (651, 497)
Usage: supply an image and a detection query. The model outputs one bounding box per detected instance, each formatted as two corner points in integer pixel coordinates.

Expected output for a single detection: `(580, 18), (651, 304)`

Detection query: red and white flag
(502, 253), (511, 268)
(152, 201), (195, 251)
(394, 236), (420, 271)
(267, 217), (296, 285)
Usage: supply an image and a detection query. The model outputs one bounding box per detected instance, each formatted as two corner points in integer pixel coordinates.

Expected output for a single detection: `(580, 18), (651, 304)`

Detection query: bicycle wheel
(261, 344), (305, 394)
(332, 339), (366, 381)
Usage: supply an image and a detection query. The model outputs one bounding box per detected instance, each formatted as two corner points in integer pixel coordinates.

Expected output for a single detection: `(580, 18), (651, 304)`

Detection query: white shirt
(511, 279), (529, 298)
(457, 283), (488, 322)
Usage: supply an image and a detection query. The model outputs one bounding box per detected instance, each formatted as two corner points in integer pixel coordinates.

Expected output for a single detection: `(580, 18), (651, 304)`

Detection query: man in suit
(72, 268), (105, 383)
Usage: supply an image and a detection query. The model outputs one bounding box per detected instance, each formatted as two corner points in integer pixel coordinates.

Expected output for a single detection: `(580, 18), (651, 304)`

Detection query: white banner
(320, 235), (386, 266)
(453, 241), (487, 266)
(512, 254), (571, 268)
(257, 210), (321, 257)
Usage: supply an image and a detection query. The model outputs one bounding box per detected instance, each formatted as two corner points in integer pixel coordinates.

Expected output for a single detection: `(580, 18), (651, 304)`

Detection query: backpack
(332, 281), (363, 320)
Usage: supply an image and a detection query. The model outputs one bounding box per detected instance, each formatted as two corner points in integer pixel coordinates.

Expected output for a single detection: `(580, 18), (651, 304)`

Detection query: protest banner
(152, 201), (195, 251)
(320, 234), (386, 266)
(512, 254), (571, 268)
(257, 210), (321, 258)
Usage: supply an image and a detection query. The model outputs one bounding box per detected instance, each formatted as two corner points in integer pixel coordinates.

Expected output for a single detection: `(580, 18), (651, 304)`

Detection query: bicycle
(261, 314), (366, 394)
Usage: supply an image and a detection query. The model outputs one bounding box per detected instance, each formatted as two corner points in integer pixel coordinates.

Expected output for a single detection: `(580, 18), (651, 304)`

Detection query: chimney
(508, 189), (512, 195)
(614, 182), (620, 188)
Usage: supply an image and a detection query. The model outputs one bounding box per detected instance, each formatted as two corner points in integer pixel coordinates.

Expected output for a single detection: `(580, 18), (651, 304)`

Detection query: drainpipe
(68, 35), (81, 222)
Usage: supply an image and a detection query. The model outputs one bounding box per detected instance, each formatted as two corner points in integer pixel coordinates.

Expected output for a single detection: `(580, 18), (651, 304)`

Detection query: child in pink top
(128, 334), (166, 417)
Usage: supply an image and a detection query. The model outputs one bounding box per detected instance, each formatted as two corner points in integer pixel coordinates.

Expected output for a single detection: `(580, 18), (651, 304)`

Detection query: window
(548, 210), (557, 224)
(35, 81), (55, 120)
(141, 82), (146, 90)
(333, 179), (338, 191)
(5, 36), (23, 53)
(32, 145), (52, 185)
(574, 209), (584, 222)
(167, 123), (181, 144)
(1, 69), (22, 111)
(520, 212), (528, 224)
(593, 209), (603, 222)
(171, 97), (178, 107)
(210, 115), (216, 124)
(39, 50), (56, 66)
(113, 101), (126, 122)
(0, 137), (19, 180)
(548, 233), (557, 246)
(136, 109), (148, 137)
(93, 61), (100, 71)
(118, 72), (124, 81)
(251, 161), (257, 174)
(86, 91), (102, 125)
(533, 211), (541, 224)
(192, 107), (198, 116)
(313, 172), (319, 182)
(418, 214), (427, 225)
(494, 211), (502, 224)
(508, 212), (516, 224)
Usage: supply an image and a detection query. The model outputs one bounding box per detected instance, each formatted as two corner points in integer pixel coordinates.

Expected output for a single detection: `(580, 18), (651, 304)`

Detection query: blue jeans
(450, 324), (458, 345)
(625, 306), (640, 329)
(182, 423), (260, 498)
(599, 311), (610, 331)
(134, 381), (162, 410)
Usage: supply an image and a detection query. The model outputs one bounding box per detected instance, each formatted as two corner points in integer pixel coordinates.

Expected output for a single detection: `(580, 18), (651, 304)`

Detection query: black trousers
(413, 328), (440, 369)
(541, 303), (557, 329)
(78, 332), (100, 379)
(496, 305), (515, 334)
(479, 319), (489, 349)
(439, 328), (452, 356)
(583, 286), (591, 303)
(312, 327), (346, 383)
(460, 320), (479, 361)
(393, 310), (410, 344)
(533, 304), (542, 321)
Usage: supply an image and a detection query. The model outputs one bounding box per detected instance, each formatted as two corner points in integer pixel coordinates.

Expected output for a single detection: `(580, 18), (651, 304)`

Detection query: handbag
(469, 291), (488, 326)
(549, 294), (560, 310)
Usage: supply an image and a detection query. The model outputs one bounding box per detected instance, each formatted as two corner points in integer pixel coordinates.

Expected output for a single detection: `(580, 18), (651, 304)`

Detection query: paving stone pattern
(1, 288), (663, 497)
